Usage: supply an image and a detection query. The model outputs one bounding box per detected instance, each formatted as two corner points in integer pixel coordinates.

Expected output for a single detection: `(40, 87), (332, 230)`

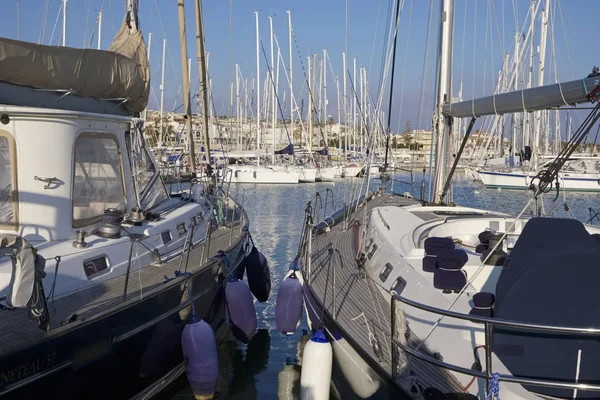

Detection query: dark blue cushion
(433, 269), (467, 291)
(437, 248), (468, 270)
(478, 231), (492, 244)
(469, 307), (493, 318)
(424, 237), (454, 256)
(422, 256), (437, 272)
(473, 292), (495, 308)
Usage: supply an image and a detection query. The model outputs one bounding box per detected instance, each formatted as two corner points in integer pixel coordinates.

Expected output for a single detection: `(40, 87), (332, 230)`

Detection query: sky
(0, 0), (596, 132)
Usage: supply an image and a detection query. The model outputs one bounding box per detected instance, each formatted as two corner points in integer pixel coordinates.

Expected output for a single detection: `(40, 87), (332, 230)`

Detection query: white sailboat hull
(479, 169), (600, 192)
(223, 166), (300, 184)
(298, 167), (317, 183)
(343, 166), (362, 178)
(316, 167), (335, 182)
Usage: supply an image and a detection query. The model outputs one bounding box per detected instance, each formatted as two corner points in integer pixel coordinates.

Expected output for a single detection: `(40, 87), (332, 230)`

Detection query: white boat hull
(316, 167), (335, 182)
(479, 169), (600, 191)
(298, 167), (317, 183)
(223, 166), (300, 184)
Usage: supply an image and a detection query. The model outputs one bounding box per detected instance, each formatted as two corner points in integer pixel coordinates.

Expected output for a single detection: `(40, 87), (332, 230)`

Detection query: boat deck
(0, 203), (247, 356)
(307, 193), (466, 396)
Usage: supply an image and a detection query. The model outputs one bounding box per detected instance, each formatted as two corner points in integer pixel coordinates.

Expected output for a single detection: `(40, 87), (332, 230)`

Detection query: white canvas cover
(0, 235), (37, 308)
(0, 21), (149, 113)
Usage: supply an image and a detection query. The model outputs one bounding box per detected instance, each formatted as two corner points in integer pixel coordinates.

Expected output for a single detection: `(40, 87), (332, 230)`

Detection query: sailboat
(0, 1), (256, 398)
(300, 1), (600, 399)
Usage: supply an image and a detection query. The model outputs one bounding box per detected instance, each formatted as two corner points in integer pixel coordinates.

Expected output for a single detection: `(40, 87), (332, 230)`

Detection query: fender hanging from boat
(332, 331), (380, 398)
(244, 243), (271, 302)
(182, 319), (220, 398)
(300, 328), (332, 400)
(275, 260), (304, 334)
(225, 275), (257, 343)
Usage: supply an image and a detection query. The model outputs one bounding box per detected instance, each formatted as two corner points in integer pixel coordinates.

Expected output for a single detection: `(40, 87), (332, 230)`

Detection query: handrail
(393, 292), (600, 335)
(392, 332), (600, 392)
(390, 292), (600, 394)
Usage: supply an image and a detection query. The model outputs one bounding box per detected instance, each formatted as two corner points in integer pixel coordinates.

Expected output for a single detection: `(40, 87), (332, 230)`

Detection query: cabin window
(368, 243), (378, 260)
(83, 256), (110, 278)
(161, 230), (172, 245)
(72, 134), (126, 228)
(379, 262), (394, 282)
(177, 222), (187, 237)
(393, 276), (407, 295)
(125, 131), (168, 211)
(0, 132), (17, 228)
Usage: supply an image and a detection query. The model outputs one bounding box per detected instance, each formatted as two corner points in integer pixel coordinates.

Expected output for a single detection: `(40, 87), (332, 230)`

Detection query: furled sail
(0, 21), (149, 113)
(443, 76), (600, 118)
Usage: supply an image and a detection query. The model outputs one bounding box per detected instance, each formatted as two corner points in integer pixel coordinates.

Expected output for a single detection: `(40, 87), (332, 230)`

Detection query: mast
(97, 9), (103, 49)
(511, 32), (520, 156)
(323, 49), (328, 147)
(62, 0), (67, 46)
(308, 56), (312, 153)
(236, 64), (240, 150)
(353, 58), (357, 157)
(312, 54), (317, 152)
(276, 45), (281, 155)
(343, 53), (347, 156)
(533, 0), (550, 169)
(269, 16), (276, 165)
(159, 38), (166, 147)
(431, 0), (454, 204)
(255, 12), (261, 166)
(288, 11), (294, 151)
(177, 0), (196, 169)
(524, 0), (536, 149)
(383, 0), (402, 175)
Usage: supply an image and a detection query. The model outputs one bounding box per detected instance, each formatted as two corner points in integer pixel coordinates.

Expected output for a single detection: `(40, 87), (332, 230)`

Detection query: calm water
(165, 172), (599, 399)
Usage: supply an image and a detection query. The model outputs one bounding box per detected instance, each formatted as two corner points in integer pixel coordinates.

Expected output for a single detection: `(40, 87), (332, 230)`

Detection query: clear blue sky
(0, 0), (596, 132)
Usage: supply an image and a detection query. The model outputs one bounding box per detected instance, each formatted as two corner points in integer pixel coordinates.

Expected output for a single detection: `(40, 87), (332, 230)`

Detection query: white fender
(332, 332), (380, 398)
(300, 329), (332, 400)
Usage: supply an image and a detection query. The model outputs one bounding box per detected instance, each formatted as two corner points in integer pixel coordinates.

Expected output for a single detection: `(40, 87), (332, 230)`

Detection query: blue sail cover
(274, 144), (294, 155)
(493, 217), (600, 399)
(315, 147), (328, 156)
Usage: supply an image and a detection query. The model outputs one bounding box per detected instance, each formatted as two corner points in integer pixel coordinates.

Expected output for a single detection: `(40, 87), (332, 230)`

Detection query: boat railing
(390, 292), (600, 394)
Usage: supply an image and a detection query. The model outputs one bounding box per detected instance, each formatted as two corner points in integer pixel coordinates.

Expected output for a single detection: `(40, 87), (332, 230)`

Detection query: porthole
(379, 262), (393, 282)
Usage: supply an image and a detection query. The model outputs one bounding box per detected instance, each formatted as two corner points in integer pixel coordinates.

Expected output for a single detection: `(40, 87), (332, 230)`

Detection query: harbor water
(163, 171), (597, 399)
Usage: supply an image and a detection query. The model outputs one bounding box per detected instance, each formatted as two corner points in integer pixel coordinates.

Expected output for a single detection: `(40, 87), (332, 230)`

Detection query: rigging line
(259, 39), (293, 146)
(290, 30), (328, 145)
(394, 0), (413, 135)
(48, 2), (63, 46)
(367, 0), (384, 84)
(416, 0), (434, 129)
(39, 0), (50, 44)
(277, 38), (309, 136)
(83, 0), (91, 48)
(376, 0), (395, 102)
(489, 0), (505, 57)
(556, 0), (574, 81)
(383, 0), (402, 173)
